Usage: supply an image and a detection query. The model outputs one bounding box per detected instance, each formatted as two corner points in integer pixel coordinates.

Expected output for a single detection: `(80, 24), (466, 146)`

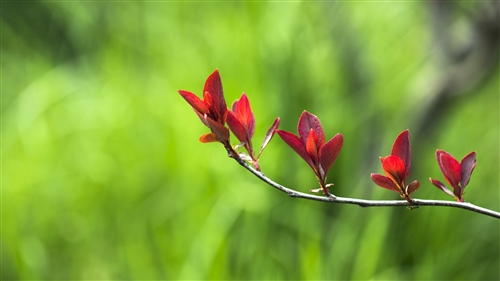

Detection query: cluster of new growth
(177, 70), (495, 217)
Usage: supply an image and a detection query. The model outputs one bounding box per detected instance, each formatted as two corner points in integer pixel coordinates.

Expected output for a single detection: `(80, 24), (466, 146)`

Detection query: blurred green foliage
(2, 1), (499, 280)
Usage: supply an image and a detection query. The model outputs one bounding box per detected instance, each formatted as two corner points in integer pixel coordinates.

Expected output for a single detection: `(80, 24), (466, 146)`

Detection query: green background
(3, 1), (499, 280)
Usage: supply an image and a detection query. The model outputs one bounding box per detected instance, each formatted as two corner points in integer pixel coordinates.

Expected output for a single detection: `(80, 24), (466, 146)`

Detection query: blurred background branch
(413, 1), (499, 139)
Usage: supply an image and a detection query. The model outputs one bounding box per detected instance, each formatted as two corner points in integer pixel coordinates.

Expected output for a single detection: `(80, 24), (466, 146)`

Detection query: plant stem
(232, 156), (500, 219)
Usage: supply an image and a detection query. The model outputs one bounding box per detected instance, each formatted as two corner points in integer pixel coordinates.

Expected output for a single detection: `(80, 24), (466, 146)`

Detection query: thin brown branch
(231, 155), (500, 220)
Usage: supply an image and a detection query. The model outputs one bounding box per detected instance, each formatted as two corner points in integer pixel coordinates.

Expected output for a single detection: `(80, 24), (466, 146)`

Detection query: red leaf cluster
(178, 70), (280, 170)
(178, 70), (230, 144)
(276, 111), (343, 195)
(226, 93), (280, 169)
(371, 130), (420, 202)
(179, 69), (479, 202)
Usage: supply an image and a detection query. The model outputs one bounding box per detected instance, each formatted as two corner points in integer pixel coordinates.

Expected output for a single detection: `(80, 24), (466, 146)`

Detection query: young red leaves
(179, 69), (280, 166)
(226, 93), (280, 170)
(227, 93), (255, 147)
(429, 150), (476, 202)
(371, 130), (420, 202)
(178, 69), (230, 144)
(276, 111), (343, 196)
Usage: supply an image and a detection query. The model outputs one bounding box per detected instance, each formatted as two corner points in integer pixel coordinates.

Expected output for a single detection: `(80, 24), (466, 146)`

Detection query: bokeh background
(2, 1), (499, 280)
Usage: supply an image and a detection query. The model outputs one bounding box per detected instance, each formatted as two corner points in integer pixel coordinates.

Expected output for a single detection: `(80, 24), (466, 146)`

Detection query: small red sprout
(226, 93), (280, 170)
(371, 130), (420, 202)
(429, 150), (476, 202)
(226, 93), (255, 151)
(276, 111), (343, 196)
(178, 69), (230, 144)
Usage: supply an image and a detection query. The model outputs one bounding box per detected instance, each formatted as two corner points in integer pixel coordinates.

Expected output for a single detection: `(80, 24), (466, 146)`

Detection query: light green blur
(3, 2), (499, 280)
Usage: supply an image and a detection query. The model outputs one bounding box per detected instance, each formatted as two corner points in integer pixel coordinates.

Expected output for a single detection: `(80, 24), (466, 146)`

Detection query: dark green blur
(3, 2), (499, 280)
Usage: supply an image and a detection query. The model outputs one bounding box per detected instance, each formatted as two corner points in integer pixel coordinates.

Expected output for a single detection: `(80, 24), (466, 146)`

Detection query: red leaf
(371, 173), (401, 194)
(406, 180), (420, 195)
(276, 130), (314, 169)
(235, 93), (255, 139)
(204, 114), (230, 142)
(381, 155), (406, 186)
(203, 90), (216, 117)
(319, 133), (343, 174)
(297, 111), (325, 147)
(429, 178), (455, 198)
(203, 69), (227, 120)
(226, 111), (247, 144)
(178, 90), (209, 115)
(258, 117), (280, 158)
(460, 151), (476, 189)
(437, 150), (461, 188)
(231, 99), (238, 112)
(199, 133), (218, 143)
(305, 129), (319, 164)
(391, 129), (411, 178)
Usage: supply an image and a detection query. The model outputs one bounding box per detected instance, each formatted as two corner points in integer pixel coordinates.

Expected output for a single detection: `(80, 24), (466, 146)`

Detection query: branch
(231, 156), (500, 220)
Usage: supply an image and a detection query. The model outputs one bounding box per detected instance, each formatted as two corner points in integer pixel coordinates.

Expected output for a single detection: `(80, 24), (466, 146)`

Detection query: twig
(231, 156), (500, 220)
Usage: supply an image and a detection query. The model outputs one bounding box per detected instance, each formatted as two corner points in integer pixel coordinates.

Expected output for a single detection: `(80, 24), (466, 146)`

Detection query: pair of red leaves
(371, 130), (477, 202)
(178, 69), (279, 170)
